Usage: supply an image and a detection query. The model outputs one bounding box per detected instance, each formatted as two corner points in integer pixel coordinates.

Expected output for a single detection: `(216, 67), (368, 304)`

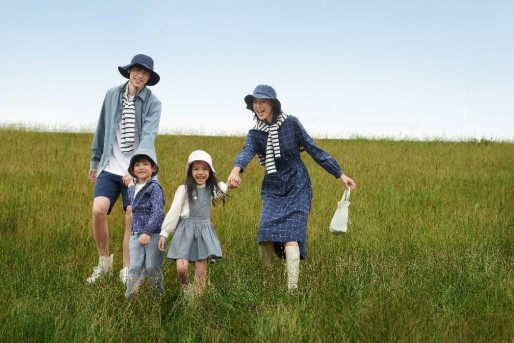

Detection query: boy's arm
(141, 184), (165, 235)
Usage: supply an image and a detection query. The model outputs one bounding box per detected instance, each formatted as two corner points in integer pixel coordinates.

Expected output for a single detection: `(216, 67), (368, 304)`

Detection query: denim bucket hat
(128, 148), (159, 177)
(118, 54), (160, 86)
(186, 150), (216, 173)
(244, 84), (282, 114)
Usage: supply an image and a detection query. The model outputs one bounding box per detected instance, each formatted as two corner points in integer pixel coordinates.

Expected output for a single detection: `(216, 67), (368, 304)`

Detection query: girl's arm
(160, 185), (187, 238)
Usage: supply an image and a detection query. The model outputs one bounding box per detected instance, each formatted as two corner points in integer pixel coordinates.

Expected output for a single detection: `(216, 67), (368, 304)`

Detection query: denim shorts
(94, 170), (130, 214)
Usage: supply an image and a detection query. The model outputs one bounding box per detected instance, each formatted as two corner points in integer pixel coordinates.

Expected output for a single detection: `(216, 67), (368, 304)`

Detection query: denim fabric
(90, 82), (161, 176)
(93, 170), (130, 213)
(234, 115), (343, 259)
(125, 234), (164, 297)
(128, 179), (165, 235)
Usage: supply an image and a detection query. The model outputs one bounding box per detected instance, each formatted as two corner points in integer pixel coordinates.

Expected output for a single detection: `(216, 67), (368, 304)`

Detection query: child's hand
(139, 233), (151, 246)
(158, 236), (166, 252)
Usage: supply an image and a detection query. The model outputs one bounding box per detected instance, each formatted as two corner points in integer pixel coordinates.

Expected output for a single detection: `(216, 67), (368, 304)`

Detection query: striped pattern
(120, 84), (136, 153)
(254, 113), (287, 173)
(254, 113), (304, 173)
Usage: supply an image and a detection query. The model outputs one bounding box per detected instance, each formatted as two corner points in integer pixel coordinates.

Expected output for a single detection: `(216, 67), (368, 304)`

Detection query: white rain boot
(285, 246), (300, 292)
(259, 244), (275, 268)
(87, 254), (113, 283)
(119, 266), (129, 285)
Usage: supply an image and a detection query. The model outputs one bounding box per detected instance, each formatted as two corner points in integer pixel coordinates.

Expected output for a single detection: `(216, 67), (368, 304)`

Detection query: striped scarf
(254, 113), (288, 174)
(120, 83), (137, 153)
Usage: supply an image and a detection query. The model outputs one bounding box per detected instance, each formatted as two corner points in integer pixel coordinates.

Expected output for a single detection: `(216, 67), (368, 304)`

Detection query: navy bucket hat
(244, 84), (282, 114)
(118, 54), (160, 86)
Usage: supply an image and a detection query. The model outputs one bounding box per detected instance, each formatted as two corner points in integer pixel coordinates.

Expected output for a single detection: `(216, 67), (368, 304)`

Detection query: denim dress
(167, 187), (222, 262)
(234, 115), (343, 259)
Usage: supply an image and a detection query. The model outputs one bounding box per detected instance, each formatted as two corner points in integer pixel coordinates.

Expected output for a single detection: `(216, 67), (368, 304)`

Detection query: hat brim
(118, 64), (160, 86)
(244, 95), (282, 113)
(128, 155), (159, 178)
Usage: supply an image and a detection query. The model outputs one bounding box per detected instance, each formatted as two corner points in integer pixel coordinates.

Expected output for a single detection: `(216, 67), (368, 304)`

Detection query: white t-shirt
(104, 95), (140, 176)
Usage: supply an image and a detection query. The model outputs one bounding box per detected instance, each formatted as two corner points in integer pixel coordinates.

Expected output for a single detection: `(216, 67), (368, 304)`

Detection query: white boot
(87, 254), (113, 283)
(119, 266), (129, 285)
(285, 246), (300, 291)
(259, 244), (275, 268)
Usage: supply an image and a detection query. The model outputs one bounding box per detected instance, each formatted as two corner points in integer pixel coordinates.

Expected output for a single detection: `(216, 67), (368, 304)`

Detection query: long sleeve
(293, 116), (343, 178)
(160, 185), (187, 238)
(234, 130), (261, 172)
(141, 183), (165, 235)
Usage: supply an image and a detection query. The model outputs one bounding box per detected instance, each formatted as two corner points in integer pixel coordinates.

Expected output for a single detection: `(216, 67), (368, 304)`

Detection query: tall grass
(0, 129), (512, 342)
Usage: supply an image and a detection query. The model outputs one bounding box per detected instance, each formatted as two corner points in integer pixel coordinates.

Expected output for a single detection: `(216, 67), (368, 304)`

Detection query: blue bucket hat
(128, 148), (159, 178)
(244, 84), (282, 114)
(118, 54), (160, 86)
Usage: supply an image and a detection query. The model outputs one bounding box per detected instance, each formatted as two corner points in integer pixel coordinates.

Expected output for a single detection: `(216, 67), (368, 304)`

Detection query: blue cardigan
(128, 179), (165, 235)
(90, 82), (162, 175)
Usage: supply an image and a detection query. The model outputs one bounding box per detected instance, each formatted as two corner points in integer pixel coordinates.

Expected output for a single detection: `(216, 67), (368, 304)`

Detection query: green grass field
(0, 128), (512, 342)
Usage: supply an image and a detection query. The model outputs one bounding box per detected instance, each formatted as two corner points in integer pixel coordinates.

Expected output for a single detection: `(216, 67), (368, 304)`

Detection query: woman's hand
(227, 167), (242, 189)
(340, 174), (356, 190)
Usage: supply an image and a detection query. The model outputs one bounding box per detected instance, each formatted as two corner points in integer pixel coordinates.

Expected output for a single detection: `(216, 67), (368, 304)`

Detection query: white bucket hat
(186, 150), (215, 173)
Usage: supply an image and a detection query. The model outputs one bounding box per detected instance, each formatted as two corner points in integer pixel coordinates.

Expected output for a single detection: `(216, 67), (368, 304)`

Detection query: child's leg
(145, 234), (165, 295)
(176, 259), (190, 286)
(194, 260), (208, 296)
(284, 243), (300, 291)
(125, 234), (145, 298)
(176, 259), (192, 299)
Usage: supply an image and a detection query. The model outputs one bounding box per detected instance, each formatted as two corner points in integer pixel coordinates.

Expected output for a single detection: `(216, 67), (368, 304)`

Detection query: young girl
(158, 150), (227, 299)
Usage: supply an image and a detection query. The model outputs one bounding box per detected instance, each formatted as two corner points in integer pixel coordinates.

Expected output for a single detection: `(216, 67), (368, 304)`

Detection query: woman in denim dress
(227, 84), (356, 292)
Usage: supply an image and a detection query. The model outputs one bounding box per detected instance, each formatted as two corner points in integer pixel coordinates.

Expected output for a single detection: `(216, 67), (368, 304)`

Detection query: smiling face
(191, 160), (211, 186)
(132, 158), (156, 183)
(128, 66), (150, 92)
(253, 98), (274, 123)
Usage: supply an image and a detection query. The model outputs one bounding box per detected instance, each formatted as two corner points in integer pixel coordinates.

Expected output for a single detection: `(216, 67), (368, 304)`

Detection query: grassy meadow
(0, 128), (512, 342)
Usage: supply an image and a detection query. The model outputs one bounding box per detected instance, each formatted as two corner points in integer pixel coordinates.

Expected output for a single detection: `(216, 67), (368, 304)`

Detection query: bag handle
(341, 188), (351, 202)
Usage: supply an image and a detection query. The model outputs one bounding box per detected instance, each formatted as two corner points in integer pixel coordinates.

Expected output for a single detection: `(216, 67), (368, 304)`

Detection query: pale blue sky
(1, 1), (513, 140)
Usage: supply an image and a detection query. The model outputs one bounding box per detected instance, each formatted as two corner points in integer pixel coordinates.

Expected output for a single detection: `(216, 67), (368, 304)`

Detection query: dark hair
(252, 99), (283, 122)
(132, 155), (155, 166)
(184, 165), (226, 205)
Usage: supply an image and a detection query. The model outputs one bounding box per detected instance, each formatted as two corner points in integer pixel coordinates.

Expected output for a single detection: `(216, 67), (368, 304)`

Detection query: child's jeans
(125, 233), (164, 297)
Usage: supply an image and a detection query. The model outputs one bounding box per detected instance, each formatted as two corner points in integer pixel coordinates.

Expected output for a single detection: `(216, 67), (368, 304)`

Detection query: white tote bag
(329, 189), (351, 234)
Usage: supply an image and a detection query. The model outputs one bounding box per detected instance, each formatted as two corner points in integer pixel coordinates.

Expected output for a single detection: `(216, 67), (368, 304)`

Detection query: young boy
(125, 148), (165, 297)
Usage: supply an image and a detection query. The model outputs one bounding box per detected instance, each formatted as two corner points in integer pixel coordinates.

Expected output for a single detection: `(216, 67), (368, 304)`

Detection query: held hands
(139, 233), (151, 246)
(227, 167), (241, 189)
(158, 236), (166, 252)
(123, 172), (135, 187)
(340, 174), (356, 190)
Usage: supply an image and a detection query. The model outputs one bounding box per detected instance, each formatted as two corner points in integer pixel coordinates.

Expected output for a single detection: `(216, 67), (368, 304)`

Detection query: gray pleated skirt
(167, 218), (222, 263)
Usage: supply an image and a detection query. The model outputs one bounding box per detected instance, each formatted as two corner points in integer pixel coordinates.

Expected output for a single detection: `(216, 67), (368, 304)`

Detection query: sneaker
(119, 267), (129, 285)
(86, 254), (113, 283)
